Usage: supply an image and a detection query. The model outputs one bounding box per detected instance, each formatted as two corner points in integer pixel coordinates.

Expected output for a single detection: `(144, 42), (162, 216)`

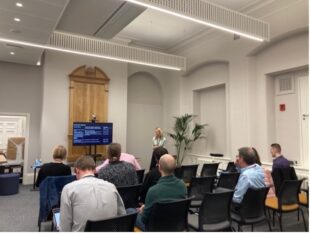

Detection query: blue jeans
(126, 208), (146, 231)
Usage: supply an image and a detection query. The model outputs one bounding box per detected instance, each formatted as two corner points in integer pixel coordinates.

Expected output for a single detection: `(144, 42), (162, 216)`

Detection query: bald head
(159, 154), (176, 176)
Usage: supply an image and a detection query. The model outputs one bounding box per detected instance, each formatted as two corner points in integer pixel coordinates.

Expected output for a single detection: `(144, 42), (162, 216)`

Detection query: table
(0, 161), (23, 183)
(31, 164), (41, 191)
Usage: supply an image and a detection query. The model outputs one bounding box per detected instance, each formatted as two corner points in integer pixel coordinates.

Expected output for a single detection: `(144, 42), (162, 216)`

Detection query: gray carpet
(0, 184), (308, 232)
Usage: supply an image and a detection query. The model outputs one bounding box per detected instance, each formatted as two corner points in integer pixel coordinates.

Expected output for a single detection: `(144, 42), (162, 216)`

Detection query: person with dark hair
(270, 143), (290, 170)
(134, 154), (187, 231)
(252, 147), (275, 197)
(139, 147), (169, 203)
(233, 147), (265, 203)
(98, 143), (138, 186)
(60, 155), (125, 232)
(35, 145), (71, 187)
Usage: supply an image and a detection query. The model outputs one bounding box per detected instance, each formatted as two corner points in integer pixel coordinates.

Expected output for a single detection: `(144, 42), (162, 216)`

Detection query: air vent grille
(49, 31), (186, 70)
(276, 74), (295, 95)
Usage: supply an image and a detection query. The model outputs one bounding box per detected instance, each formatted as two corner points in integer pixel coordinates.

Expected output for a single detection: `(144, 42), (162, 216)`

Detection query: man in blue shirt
(270, 143), (290, 170)
(233, 147), (265, 204)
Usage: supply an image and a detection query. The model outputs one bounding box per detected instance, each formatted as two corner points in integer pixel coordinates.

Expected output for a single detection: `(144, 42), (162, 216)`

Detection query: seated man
(98, 143), (138, 186)
(60, 155), (126, 232)
(95, 151), (141, 173)
(233, 147), (265, 204)
(270, 143), (290, 170)
(135, 154), (187, 231)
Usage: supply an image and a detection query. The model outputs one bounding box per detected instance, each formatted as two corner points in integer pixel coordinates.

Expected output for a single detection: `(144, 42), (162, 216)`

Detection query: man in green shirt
(135, 154), (187, 231)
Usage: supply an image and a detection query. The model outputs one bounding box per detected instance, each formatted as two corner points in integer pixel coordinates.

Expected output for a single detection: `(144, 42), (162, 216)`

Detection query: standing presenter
(150, 128), (166, 170)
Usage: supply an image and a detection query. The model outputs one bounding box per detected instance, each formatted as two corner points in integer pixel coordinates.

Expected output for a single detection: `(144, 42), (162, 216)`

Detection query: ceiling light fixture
(16, 2), (23, 7)
(126, 0), (267, 42)
(14, 17), (21, 22)
(10, 51), (15, 55)
(0, 37), (183, 71)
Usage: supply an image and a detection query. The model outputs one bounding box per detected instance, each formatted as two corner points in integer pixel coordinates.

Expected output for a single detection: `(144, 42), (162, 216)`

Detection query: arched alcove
(127, 72), (163, 170)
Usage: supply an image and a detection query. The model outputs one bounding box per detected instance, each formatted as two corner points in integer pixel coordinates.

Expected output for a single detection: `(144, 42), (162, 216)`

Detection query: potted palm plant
(168, 114), (207, 167)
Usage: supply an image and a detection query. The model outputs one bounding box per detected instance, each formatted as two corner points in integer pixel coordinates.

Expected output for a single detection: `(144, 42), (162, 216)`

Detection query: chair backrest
(217, 172), (240, 190)
(188, 176), (216, 201)
(226, 162), (237, 172)
(238, 187), (269, 220)
(176, 165), (198, 183)
(200, 163), (219, 177)
(84, 212), (138, 232)
(116, 184), (142, 209)
(198, 190), (234, 229)
(278, 180), (303, 207)
(272, 167), (298, 196)
(146, 197), (193, 231)
(39, 175), (76, 222)
(136, 169), (145, 184)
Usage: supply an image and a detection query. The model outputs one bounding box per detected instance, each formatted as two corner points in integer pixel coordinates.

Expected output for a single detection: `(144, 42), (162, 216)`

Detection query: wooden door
(68, 66), (109, 162)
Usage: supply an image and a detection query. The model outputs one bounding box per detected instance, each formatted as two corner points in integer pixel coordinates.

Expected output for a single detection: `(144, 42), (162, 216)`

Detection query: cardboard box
(6, 137), (25, 160)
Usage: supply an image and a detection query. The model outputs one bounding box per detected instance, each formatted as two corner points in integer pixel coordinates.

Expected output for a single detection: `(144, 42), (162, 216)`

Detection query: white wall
(171, 0), (308, 168)
(127, 72), (163, 169)
(0, 61), (42, 173)
(181, 62), (229, 158)
(40, 51), (128, 163)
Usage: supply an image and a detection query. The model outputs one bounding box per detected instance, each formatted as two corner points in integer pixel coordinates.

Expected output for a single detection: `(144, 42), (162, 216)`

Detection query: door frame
(0, 112), (30, 184)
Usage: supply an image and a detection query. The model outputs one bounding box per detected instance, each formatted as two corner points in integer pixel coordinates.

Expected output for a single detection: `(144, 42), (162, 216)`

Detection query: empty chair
(84, 212), (138, 232)
(189, 190), (234, 231)
(265, 180), (307, 232)
(146, 197), (193, 231)
(200, 163), (219, 177)
(117, 184), (142, 209)
(136, 169), (145, 184)
(231, 187), (271, 232)
(188, 176), (216, 209)
(216, 172), (240, 190)
(175, 164), (198, 184)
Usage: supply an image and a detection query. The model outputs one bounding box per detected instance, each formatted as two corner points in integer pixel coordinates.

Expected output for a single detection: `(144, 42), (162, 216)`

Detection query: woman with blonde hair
(35, 145), (71, 187)
(150, 127), (167, 170)
(152, 127), (166, 149)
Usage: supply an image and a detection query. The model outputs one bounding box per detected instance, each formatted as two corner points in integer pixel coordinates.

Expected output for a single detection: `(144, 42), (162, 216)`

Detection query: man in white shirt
(60, 155), (126, 232)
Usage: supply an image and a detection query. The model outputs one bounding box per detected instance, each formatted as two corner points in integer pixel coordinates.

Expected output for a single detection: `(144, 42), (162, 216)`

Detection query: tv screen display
(73, 122), (113, 145)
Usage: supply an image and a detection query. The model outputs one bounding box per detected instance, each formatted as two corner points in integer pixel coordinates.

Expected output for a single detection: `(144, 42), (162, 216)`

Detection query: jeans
(126, 208), (146, 231)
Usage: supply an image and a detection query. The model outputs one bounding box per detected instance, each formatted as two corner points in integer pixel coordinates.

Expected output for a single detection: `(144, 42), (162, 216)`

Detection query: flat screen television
(73, 122), (113, 146)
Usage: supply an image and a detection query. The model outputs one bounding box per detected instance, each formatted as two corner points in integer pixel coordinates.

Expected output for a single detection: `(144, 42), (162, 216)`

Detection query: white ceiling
(117, 0), (265, 50)
(0, 0), (302, 66)
(0, 0), (69, 65)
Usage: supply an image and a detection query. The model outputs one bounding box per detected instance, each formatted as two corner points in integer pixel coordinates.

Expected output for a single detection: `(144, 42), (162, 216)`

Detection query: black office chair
(216, 172), (240, 190)
(265, 180), (307, 232)
(200, 163), (219, 177)
(136, 169), (145, 184)
(188, 176), (216, 209)
(231, 187), (271, 232)
(117, 184), (142, 209)
(188, 190), (234, 231)
(175, 164), (198, 184)
(146, 197), (193, 231)
(218, 161), (237, 172)
(272, 167), (297, 196)
(84, 212), (138, 232)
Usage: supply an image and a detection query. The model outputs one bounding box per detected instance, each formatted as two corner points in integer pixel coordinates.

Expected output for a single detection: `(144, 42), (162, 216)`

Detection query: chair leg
(266, 219), (272, 232)
(278, 213), (283, 232)
(299, 208), (308, 232)
(297, 208), (300, 221)
(272, 211), (275, 227)
(251, 224), (254, 232)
